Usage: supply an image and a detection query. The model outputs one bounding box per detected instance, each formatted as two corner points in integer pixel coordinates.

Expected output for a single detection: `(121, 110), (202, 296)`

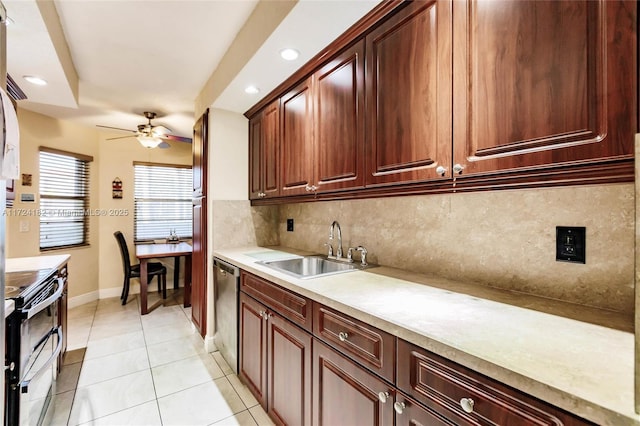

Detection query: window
(134, 163), (193, 241)
(39, 148), (92, 250)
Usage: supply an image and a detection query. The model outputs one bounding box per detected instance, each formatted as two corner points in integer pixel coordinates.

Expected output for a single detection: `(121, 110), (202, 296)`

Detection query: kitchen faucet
(327, 220), (343, 259)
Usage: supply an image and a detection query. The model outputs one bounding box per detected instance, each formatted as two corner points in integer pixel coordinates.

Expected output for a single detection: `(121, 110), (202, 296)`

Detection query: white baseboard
(68, 291), (99, 309)
(204, 335), (217, 353)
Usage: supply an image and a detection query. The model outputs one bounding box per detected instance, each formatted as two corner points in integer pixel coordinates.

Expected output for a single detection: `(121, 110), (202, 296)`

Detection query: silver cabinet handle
(305, 185), (311, 192)
(435, 166), (447, 176)
(310, 185), (318, 191)
(393, 401), (406, 414)
(453, 164), (464, 174)
(460, 398), (474, 413)
(338, 331), (349, 342)
(377, 391), (390, 404)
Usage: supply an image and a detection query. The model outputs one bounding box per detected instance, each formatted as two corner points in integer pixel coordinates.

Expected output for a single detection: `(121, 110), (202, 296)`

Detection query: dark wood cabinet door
(267, 312), (312, 426)
(262, 101), (280, 197)
(314, 40), (365, 193)
(452, 0), (636, 178)
(239, 293), (268, 407)
(249, 101), (281, 200)
(191, 109), (208, 337)
(365, 0), (453, 187)
(313, 339), (394, 426)
(249, 113), (263, 200)
(280, 78), (314, 196)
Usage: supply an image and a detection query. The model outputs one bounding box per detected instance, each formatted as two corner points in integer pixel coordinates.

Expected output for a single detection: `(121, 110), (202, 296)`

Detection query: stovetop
(5, 269), (56, 302)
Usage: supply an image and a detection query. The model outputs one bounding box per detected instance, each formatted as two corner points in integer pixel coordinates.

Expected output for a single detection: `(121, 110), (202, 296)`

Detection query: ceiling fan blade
(97, 125), (136, 133)
(106, 135), (136, 141)
(161, 134), (192, 143)
(151, 125), (172, 135)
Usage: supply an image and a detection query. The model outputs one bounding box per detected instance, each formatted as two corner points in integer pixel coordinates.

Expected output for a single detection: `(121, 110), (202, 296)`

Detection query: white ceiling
(4, 0), (381, 140)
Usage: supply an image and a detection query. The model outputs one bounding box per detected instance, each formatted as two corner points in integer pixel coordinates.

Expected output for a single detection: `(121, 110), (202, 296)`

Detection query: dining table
(135, 242), (192, 315)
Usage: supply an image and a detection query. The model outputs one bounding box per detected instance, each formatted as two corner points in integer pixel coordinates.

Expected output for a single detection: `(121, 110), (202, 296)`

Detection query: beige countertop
(214, 246), (638, 426)
(6, 254), (70, 273)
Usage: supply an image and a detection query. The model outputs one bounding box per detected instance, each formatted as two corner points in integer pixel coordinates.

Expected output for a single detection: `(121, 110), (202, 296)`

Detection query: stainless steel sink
(258, 255), (374, 279)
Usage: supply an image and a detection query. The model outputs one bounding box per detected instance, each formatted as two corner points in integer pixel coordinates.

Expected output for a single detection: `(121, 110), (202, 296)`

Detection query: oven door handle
(19, 327), (63, 393)
(26, 277), (64, 319)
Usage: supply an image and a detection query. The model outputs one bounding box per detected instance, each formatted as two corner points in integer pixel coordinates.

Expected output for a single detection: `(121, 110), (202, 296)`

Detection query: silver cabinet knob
(377, 391), (390, 404)
(338, 331), (349, 342)
(435, 166), (447, 176)
(393, 401), (406, 414)
(460, 398), (474, 413)
(453, 164), (464, 174)
(258, 310), (266, 320)
(310, 185), (318, 191)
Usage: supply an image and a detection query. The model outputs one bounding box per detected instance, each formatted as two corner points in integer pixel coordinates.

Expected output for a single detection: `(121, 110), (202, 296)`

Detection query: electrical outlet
(556, 226), (585, 263)
(286, 218), (294, 232)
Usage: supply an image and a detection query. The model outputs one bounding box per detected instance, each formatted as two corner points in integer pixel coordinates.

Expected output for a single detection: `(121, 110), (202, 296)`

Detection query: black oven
(5, 269), (63, 426)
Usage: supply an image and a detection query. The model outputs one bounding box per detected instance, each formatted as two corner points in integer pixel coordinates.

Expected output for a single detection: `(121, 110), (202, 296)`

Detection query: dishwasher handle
(213, 258), (240, 277)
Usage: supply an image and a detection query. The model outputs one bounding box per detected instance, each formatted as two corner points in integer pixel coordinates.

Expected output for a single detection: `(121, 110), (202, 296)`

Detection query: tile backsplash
(277, 184), (634, 314)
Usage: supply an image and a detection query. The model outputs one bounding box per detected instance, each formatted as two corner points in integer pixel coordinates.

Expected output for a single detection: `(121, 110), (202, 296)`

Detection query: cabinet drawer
(397, 340), (594, 426)
(241, 271), (312, 332)
(313, 304), (395, 383)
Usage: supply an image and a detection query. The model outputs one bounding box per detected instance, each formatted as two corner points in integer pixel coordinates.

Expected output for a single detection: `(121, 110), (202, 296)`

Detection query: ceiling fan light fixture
(137, 135), (162, 149)
(23, 75), (47, 86)
(279, 48), (299, 61)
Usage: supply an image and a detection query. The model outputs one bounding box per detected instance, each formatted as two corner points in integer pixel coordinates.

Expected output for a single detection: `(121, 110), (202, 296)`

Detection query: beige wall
(278, 184), (634, 314)
(7, 109), (100, 299)
(7, 108), (193, 303)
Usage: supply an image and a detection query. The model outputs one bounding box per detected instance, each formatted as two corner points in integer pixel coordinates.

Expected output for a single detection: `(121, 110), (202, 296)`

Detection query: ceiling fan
(97, 111), (192, 149)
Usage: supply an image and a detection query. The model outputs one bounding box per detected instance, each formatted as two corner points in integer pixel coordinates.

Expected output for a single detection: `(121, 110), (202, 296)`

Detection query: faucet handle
(346, 247), (355, 263)
(356, 246), (368, 266)
(324, 242), (334, 258)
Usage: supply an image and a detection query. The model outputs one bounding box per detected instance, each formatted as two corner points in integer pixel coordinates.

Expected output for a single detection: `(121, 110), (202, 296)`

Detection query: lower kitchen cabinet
(394, 392), (465, 426)
(237, 269), (596, 426)
(239, 292), (312, 426)
(397, 339), (594, 426)
(313, 339), (394, 426)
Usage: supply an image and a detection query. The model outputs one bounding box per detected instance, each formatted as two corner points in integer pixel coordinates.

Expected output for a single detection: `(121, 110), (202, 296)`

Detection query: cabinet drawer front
(397, 340), (593, 426)
(314, 304), (395, 383)
(241, 271), (312, 331)
(313, 339), (394, 426)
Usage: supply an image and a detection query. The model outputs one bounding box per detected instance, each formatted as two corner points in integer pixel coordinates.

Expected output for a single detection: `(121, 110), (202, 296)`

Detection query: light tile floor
(49, 290), (274, 426)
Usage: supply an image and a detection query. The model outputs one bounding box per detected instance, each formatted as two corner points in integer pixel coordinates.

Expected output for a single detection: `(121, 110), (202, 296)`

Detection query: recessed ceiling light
(23, 75), (47, 86)
(245, 85), (260, 94)
(279, 48), (299, 61)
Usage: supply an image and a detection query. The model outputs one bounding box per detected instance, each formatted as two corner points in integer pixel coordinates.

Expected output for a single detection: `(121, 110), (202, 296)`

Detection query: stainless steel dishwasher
(213, 257), (240, 373)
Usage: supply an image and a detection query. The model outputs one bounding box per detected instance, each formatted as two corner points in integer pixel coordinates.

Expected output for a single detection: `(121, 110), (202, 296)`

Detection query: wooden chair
(114, 231), (167, 306)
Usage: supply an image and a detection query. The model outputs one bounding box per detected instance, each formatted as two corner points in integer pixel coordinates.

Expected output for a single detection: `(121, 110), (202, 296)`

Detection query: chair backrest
(114, 231), (132, 276)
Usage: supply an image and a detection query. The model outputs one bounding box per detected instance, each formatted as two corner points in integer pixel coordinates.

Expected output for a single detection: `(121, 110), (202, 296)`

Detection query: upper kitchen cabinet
(365, 0), (452, 187)
(314, 40), (366, 193)
(249, 100), (280, 200)
(280, 77), (315, 196)
(280, 41), (366, 197)
(451, 0), (637, 184)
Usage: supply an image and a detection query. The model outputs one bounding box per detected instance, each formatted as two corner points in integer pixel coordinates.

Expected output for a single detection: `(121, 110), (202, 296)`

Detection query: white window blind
(39, 149), (92, 250)
(134, 163), (193, 241)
